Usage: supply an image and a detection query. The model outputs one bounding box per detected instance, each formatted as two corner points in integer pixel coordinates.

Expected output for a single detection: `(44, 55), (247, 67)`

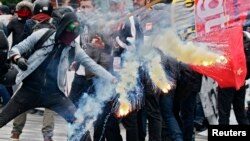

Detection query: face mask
(17, 8), (32, 18)
(59, 31), (78, 45)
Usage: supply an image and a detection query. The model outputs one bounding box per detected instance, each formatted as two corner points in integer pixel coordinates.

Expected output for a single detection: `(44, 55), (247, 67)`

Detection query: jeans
(174, 90), (197, 141)
(160, 92), (183, 141)
(194, 95), (205, 126)
(0, 84), (10, 105)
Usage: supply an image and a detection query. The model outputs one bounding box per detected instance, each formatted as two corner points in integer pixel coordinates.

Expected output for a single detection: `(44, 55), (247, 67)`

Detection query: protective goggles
(66, 21), (80, 34)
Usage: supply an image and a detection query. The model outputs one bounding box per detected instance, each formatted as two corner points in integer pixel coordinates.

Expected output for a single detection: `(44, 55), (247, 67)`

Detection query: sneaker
(10, 133), (20, 141)
(44, 136), (54, 141)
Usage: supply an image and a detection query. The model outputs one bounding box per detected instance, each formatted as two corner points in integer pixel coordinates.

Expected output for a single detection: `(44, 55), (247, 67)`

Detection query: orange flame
(116, 99), (131, 118)
(161, 84), (172, 93)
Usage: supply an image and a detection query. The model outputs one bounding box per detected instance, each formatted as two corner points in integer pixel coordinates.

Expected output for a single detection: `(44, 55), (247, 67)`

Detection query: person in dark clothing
(93, 1), (144, 141)
(173, 67), (202, 141)
(51, 6), (74, 28)
(6, 1), (33, 93)
(159, 50), (183, 141)
(22, 0), (55, 40)
(0, 12), (117, 141)
(216, 28), (250, 125)
(68, 0), (105, 107)
(217, 86), (249, 125)
(7, 0), (33, 47)
(68, 1), (112, 140)
(8, 1), (57, 140)
(0, 30), (10, 107)
(132, 1), (169, 141)
(0, 15), (10, 110)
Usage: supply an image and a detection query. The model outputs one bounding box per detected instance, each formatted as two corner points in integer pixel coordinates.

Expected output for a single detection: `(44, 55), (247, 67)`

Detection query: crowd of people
(0, 0), (250, 141)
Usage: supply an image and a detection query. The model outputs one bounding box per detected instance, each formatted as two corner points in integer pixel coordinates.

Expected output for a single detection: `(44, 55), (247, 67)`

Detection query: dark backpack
(22, 18), (56, 59)
(32, 20), (56, 32)
(23, 29), (55, 59)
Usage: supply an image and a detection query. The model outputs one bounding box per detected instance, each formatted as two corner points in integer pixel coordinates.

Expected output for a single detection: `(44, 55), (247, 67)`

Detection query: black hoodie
(55, 12), (78, 41)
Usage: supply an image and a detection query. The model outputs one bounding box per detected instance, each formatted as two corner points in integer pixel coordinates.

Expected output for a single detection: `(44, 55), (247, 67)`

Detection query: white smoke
(68, 79), (115, 140)
(69, 1), (227, 140)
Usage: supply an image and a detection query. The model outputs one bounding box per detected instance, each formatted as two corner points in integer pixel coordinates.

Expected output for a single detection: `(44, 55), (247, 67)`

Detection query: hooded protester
(7, 0), (33, 47)
(0, 29), (9, 73)
(0, 31), (10, 107)
(0, 12), (117, 140)
(7, 1), (57, 141)
(22, 0), (55, 39)
(51, 5), (74, 28)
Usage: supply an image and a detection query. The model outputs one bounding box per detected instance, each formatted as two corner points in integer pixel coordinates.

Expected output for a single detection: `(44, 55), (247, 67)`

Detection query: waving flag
(172, 0), (250, 89)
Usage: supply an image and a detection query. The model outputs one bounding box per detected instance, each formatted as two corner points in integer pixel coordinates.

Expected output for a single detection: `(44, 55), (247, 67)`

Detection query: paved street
(0, 111), (207, 141)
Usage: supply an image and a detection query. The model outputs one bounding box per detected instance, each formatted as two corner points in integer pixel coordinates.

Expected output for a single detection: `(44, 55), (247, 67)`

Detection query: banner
(172, 0), (250, 89)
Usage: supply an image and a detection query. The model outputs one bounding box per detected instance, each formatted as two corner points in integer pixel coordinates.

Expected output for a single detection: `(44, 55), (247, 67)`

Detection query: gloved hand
(16, 57), (28, 71)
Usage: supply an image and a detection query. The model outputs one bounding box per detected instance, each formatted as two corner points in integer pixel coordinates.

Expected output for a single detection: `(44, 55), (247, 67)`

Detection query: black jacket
(7, 17), (27, 47)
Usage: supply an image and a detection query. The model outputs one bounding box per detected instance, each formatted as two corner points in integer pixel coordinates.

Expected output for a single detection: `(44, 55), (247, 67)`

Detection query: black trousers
(218, 86), (249, 125)
(0, 86), (77, 128)
(137, 91), (162, 141)
(68, 74), (94, 107)
(94, 103), (139, 141)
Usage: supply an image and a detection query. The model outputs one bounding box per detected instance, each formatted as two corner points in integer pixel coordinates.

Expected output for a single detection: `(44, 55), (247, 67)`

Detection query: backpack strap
(23, 29), (55, 59)
(34, 29), (55, 51)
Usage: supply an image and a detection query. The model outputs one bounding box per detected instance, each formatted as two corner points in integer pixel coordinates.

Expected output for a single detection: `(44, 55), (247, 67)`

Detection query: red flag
(191, 26), (246, 89)
(192, 0), (250, 89)
(172, 0), (250, 89)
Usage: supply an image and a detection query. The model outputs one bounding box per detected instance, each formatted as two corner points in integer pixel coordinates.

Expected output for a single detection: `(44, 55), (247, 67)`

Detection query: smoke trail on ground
(68, 79), (115, 140)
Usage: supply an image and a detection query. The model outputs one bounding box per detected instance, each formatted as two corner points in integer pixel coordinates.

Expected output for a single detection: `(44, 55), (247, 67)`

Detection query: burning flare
(115, 52), (140, 103)
(148, 55), (172, 93)
(153, 30), (227, 66)
(116, 98), (132, 118)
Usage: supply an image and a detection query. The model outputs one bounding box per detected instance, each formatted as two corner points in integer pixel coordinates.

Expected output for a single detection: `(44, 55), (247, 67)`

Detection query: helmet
(33, 0), (53, 15)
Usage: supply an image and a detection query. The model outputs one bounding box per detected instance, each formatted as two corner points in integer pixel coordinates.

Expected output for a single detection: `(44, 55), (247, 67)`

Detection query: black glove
(16, 57), (28, 71)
